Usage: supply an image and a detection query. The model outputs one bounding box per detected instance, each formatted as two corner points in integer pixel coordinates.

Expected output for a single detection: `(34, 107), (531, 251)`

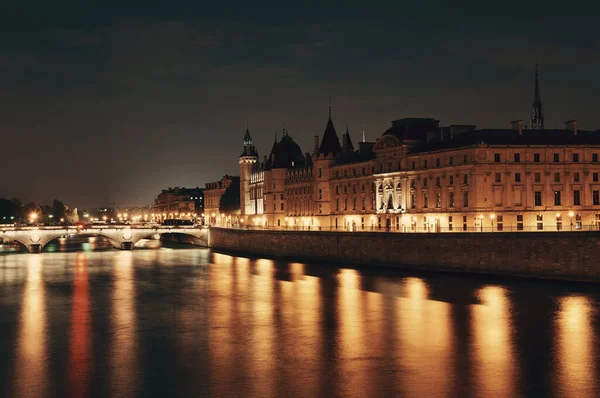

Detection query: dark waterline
(0, 247), (598, 397)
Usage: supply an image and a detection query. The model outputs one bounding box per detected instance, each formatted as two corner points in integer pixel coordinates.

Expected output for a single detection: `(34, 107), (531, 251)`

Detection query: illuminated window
(517, 214), (524, 230)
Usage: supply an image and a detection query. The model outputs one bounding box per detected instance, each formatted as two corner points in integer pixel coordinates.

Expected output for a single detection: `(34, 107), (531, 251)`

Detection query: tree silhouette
(219, 177), (241, 214)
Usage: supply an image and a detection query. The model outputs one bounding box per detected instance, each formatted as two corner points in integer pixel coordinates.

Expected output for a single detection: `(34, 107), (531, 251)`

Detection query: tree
(65, 207), (79, 224)
(19, 202), (42, 224)
(52, 199), (67, 221)
(219, 178), (241, 214)
(0, 198), (19, 222)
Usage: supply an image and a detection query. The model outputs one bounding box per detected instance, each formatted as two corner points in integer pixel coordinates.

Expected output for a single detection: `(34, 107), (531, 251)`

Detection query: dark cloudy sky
(2, 3), (598, 208)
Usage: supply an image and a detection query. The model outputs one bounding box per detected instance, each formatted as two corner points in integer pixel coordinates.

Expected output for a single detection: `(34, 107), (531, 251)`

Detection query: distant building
(116, 205), (152, 223)
(204, 175), (240, 225)
(153, 187), (203, 222)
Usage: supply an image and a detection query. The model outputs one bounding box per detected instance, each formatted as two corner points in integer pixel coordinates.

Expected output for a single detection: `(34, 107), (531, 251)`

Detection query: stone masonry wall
(209, 228), (600, 281)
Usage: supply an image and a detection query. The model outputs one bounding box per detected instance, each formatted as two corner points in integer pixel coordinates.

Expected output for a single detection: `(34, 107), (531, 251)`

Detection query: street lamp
(489, 213), (495, 231)
(30, 213), (38, 225)
(556, 212), (561, 231)
(568, 211), (574, 231)
(478, 214), (484, 232)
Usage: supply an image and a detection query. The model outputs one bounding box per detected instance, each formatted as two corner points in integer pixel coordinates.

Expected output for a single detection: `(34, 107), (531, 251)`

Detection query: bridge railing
(0, 224), (206, 232)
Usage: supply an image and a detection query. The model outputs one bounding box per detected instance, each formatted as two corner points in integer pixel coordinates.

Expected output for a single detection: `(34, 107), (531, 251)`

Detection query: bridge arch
(1, 226), (209, 252)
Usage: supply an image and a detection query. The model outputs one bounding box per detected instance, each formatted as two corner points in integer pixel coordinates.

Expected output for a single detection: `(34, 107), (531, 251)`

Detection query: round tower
(239, 129), (258, 219)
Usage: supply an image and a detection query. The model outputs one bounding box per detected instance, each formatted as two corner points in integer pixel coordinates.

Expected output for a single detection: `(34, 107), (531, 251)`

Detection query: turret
(239, 128), (258, 219)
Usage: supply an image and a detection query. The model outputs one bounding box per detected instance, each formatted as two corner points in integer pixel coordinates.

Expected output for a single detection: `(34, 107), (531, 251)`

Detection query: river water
(0, 242), (599, 397)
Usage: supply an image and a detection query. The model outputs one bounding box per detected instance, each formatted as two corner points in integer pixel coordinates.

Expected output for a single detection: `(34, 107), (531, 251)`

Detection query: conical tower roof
(342, 125), (355, 153)
(318, 107), (342, 155)
(240, 128), (258, 157)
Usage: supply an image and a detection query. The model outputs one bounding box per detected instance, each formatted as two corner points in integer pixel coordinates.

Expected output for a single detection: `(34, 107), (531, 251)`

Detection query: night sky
(2, 4), (598, 208)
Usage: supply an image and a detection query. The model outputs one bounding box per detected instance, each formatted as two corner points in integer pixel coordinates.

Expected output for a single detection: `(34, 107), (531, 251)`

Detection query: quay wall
(209, 228), (600, 281)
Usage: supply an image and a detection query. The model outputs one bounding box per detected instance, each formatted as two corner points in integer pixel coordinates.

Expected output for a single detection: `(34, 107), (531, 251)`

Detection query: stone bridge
(0, 225), (209, 252)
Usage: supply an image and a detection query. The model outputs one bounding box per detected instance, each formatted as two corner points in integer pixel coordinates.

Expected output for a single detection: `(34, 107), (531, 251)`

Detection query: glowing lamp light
(568, 211), (574, 218)
(490, 214), (495, 220)
(556, 213), (561, 219)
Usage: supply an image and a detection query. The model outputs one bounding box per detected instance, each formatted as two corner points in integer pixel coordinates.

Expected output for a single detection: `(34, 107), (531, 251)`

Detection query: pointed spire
(362, 124), (366, 143)
(531, 62), (544, 130)
(342, 125), (354, 153)
(240, 126), (258, 158)
(319, 104), (342, 155)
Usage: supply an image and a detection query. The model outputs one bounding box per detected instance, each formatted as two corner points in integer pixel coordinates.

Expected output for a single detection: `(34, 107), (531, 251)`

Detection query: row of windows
(494, 171), (600, 183)
(335, 196), (376, 212)
(334, 166), (373, 179)
(533, 190), (600, 206)
(410, 174), (469, 189)
(494, 152), (599, 163)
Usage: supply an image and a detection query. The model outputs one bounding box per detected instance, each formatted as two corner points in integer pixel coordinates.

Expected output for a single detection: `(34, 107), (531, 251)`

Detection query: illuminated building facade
(204, 175), (239, 225)
(239, 69), (600, 231)
(152, 187), (203, 221)
(239, 114), (600, 232)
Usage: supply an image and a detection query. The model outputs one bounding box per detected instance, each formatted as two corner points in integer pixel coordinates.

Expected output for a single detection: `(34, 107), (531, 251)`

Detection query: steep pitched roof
(319, 115), (342, 155)
(240, 128), (258, 157)
(342, 125), (355, 153)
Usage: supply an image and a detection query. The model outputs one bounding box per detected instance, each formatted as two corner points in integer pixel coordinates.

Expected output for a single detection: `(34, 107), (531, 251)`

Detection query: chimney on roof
(314, 135), (319, 152)
(566, 120), (578, 135)
(511, 120), (524, 135)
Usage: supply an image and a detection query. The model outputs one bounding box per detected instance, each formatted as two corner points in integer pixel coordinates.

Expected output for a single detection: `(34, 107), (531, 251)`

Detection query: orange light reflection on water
(67, 252), (92, 398)
(396, 277), (454, 396)
(13, 254), (48, 398)
(555, 295), (598, 397)
(111, 251), (138, 397)
(471, 285), (517, 398)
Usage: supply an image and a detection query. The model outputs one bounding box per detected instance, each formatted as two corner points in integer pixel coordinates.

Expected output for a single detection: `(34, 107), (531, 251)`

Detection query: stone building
(152, 187), (203, 222)
(238, 68), (600, 232)
(204, 175), (240, 226)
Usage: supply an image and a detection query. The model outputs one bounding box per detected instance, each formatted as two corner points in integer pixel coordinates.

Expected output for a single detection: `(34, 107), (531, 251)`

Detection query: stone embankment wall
(209, 228), (600, 281)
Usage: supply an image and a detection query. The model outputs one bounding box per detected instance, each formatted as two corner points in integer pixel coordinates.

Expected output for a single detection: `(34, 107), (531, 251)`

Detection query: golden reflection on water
(555, 295), (598, 397)
(249, 258), (275, 397)
(396, 277), (454, 397)
(338, 269), (389, 397)
(13, 254), (48, 398)
(111, 251), (137, 397)
(68, 252), (92, 398)
(471, 285), (517, 398)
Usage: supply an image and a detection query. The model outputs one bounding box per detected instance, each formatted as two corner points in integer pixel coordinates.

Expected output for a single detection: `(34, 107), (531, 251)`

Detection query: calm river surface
(0, 244), (599, 397)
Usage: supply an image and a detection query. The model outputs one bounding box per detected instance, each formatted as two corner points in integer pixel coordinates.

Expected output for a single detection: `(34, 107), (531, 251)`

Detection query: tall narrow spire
(361, 124), (366, 142)
(531, 63), (544, 130)
(328, 96), (332, 120)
